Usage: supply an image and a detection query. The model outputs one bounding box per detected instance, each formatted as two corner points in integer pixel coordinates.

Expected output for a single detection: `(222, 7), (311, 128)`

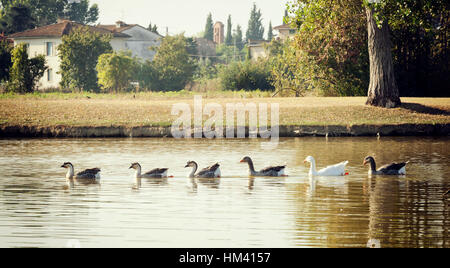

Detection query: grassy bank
(0, 93), (449, 129)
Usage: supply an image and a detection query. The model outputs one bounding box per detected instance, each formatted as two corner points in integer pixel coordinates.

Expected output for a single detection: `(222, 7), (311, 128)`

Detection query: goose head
(185, 161), (197, 168)
(303, 156), (315, 164)
(61, 162), (73, 169)
(363, 156), (375, 166)
(129, 162), (141, 170)
(240, 156), (252, 164)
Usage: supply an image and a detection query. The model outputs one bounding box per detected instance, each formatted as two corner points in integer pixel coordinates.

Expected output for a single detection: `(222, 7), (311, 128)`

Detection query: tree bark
(365, 7), (401, 108)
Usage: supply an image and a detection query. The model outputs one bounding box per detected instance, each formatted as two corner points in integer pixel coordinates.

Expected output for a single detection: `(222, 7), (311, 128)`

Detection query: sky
(90, 0), (288, 37)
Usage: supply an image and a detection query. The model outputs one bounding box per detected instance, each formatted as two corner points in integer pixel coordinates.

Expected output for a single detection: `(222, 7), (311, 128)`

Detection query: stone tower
(213, 21), (224, 44)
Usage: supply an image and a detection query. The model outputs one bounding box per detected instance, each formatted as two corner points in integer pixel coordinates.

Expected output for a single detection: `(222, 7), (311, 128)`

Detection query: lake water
(0, 137), (448, 248)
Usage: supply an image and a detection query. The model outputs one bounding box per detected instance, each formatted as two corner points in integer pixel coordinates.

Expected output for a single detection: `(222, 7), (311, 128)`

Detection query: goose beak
(61, 165), (65, 168)
(240, 160), (245, 163)
(129, 166), (133, 169)
(363, 160), (367, 166)
(184, 164), (189, 168)
(303, 160), (307, 163)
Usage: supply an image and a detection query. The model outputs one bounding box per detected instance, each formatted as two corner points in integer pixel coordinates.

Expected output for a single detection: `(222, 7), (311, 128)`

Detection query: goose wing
(76, 168), (101, 180)
(378, 162), (407, 174)
(144, 168), (169, 176)
(317, 161), (348, 176)
(197, 163), (220, 178)
(259, 166), (286, 176)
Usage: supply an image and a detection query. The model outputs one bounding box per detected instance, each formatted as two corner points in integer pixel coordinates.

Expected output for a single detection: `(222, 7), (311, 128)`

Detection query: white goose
(304, 156), (349, 176)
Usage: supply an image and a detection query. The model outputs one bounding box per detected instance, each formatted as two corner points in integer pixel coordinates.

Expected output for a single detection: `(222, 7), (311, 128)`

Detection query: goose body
(363, 156), (408, 175)
(61, 162), (101, 184)
(304, 156), (348, 176)
(240, 156), (286, 177)
(129, 163), (168, 178)
(185, 161), (221, 178)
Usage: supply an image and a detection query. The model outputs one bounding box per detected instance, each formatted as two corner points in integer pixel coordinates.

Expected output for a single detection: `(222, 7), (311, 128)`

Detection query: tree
(0, 39), (11, 82)
(233, 24), (244, 50)
(225, 15), (233, 46)
(27, 0), (66, 27)
(246, 3), (264, 42)
(147, 22), (159, 34)
(364, 0), (400, 108)
(64, 0), (98, 25)
(0, 3), (35, 34)
(267, 21), (273, 41)
(145, 34), (196, 91)
(96, 51), (138, 92)
(7, 43), (46, 93)
(58, 26), (112, 92)
(204, 13), (214, 41)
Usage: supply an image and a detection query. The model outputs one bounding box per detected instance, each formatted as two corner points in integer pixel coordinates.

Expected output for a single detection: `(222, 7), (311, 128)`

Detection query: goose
(185, 161), (221, 178)
(304, 156), (348, 176)
(61, 162), (101, 184)
(363, 156), (408, 175)
(129, 162), (169, 178)
(240, 156), (287, 177)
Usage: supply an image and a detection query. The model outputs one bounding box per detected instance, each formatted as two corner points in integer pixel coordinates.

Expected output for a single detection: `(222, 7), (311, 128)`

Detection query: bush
(142, 34), (196, 91)
(96, 51), (139, 92)
(7, 43), (46, 93)
(58, 26), (112, 92)
(218, 60), (274, 91)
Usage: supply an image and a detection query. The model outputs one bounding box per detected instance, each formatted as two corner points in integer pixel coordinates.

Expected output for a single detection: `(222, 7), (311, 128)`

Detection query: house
(97, 21), (163, 61)
(8, 20), (130, 89)
(273, 24), (297, 40)
(8, 20), (162, 89)
(248, 39), (269, 61)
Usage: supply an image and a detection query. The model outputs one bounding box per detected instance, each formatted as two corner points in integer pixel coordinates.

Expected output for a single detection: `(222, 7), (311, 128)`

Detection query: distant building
(8, 20), (130, 89)
(8, 20), (163, 89)
(273, 24), (297, 40)
(248, 39), (269, 61)
(97, 21), (163, 61)
(213, 21), (224, 45)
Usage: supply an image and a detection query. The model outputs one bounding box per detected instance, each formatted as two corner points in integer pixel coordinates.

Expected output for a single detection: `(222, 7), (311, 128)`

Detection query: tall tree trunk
(365, 7), (401, 108)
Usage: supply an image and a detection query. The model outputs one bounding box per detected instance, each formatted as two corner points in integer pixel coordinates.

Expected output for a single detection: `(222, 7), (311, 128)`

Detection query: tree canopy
(204, 13), (214, 41)
(246, 3), (264, 41)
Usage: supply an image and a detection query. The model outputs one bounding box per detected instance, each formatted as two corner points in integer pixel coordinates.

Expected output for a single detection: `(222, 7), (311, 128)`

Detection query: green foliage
(268, 39), (308, 96)
(0, 39), (11, 82)
(233, 24), (244, 50)
(285, 0), (369, 96)
(142, 34), (196, 91)
(147, 22), (159, 34)
(204, 13), (214, 41)
(7, 43), (46, 93)
(218, 60), (273, 91)
(0, 3), (35, 34)
(0, 0), (99, 33)
(96, 51), (139, 92)
(58, 26), (112, 92)
(267, 21), (273, 41)
(225, 15), (233, 46)
(64, 0), (98, 25)
(246, 3), (264, 42)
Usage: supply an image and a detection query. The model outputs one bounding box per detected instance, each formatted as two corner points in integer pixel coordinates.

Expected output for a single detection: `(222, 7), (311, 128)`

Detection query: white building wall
(121, 26), (162, 61)
(14, 37), (130, 89)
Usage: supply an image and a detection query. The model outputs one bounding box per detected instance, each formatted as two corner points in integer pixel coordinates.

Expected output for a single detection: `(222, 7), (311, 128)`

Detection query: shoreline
(1, 123), (449, 138)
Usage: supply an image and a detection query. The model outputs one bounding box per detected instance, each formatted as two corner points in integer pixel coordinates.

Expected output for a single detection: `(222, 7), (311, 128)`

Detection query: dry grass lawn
(0, 93), (449, 127)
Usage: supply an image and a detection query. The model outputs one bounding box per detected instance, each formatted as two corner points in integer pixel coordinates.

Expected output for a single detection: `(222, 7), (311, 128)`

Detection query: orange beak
(363, 160), (367, 166)
(240, 160), (245, 163)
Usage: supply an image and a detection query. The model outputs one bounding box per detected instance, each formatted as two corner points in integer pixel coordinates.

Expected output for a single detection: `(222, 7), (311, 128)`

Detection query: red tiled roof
(8, 20), (130, 39)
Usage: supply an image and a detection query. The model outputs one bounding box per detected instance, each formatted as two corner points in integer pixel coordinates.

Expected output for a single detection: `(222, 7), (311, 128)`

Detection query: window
(46, 42), (54, 56)
(47, 69), (52, 82)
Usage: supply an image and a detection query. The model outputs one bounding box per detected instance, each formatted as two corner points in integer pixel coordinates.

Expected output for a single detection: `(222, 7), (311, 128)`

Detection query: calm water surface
(0, 137), (449, 248)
